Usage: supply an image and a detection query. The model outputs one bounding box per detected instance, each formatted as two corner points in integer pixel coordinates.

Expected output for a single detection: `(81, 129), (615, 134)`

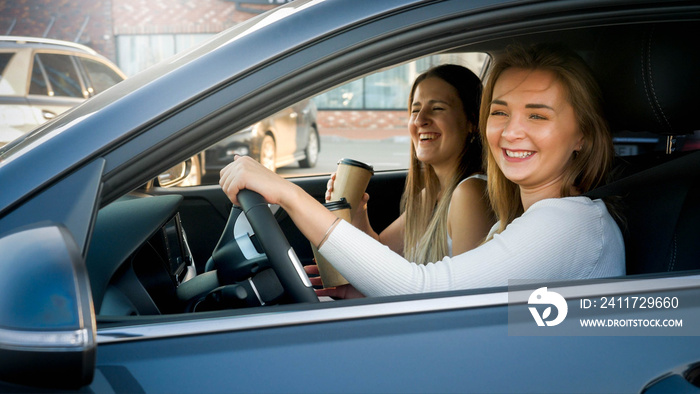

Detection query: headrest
(592, 22), (700, 135)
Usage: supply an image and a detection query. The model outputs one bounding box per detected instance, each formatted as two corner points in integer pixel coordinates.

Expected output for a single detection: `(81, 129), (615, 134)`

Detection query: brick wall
(317, 110), (409, 140)
(0, 0), (116, 60)
(0, 0), (276, 62)
(112, 0), (273, 35)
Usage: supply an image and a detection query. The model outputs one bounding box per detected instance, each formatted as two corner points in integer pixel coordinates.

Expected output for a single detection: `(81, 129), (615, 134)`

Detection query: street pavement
(277, 136), (410, 177)
(200, 136), (411, 184)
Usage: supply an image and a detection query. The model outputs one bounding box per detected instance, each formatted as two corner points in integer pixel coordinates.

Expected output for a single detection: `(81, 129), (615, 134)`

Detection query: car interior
(584, 22), (700, 276)
(92, 19), (700, 323)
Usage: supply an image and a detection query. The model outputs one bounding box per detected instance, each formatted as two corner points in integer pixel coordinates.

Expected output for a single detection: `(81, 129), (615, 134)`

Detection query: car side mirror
(155, 155), (201, 187)
(156, 160), (191, 187)
(0, 225), (96, 389)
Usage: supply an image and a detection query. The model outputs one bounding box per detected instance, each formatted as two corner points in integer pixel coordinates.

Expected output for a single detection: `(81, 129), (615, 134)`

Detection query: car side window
(35, 53), (84, 98)
(79, 57), (124, 95)
(28, 55), (49, 96)
(280, 52), (487, 177)
(195, 52), (487, 185)
(0, 53), (12, 76)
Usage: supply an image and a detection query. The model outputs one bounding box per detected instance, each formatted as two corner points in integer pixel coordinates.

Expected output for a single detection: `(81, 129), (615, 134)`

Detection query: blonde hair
(402, 65), (484, 264)
(480, 44), (614, 234)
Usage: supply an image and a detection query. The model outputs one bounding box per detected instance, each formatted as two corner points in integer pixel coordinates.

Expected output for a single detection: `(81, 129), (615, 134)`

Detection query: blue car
(1, 1), (700, 392)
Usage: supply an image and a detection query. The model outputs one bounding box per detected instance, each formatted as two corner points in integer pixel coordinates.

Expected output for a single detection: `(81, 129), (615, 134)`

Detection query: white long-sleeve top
(319, 196), (625, 297)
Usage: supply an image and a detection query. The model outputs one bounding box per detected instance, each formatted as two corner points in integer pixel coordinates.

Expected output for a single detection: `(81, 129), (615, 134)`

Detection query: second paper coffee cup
(330, 158), (374, 214)
(310, 199), (352, 287)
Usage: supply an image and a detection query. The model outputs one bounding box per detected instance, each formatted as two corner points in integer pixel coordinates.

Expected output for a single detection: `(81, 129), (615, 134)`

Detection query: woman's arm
(220, 156), (338, 249)
(447, 178), (494, 255)
(221, 158), (622, 298)
(351, 192), (405, 255)
(326, 173), (405, 255)
(376, 212), (405, 255)
(320, 197), (622, 297)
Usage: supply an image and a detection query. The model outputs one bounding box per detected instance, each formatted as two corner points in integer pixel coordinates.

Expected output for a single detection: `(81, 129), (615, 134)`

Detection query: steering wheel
(209, 190), (318, 304)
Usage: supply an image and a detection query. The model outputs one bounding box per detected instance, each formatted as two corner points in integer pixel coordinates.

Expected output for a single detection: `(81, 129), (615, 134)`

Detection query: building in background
(0, 1), (117, 59)
(113, 0), (286, 76)
(0, 0), (284, 76)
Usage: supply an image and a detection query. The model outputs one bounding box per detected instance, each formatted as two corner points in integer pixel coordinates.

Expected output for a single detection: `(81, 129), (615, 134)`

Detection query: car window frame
(27, 49), (124, 100)
(74, 55), (126, 97)
(28, 53), (51, 97)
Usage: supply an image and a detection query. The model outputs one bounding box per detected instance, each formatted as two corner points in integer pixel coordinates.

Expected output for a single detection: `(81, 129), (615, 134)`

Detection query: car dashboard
(87, 194), (197, 316)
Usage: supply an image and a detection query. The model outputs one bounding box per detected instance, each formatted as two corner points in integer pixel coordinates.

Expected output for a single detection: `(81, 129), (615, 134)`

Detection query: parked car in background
(1, 1), (700, 393)
(202, 98), (318, 180)
(0, 36), (126, 147)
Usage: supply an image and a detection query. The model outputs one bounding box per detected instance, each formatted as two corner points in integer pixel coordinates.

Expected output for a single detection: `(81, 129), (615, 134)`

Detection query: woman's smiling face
(409, 77), (469, 171)
(486, 68), (583, 197)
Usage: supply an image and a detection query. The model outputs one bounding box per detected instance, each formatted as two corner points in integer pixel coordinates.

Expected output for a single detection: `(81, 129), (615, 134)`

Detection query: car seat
(585, 22), (700, 275)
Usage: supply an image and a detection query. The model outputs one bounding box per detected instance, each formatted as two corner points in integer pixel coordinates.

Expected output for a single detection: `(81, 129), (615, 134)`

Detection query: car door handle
(42, 110), (56, 120)
(642, 374), (700, 394)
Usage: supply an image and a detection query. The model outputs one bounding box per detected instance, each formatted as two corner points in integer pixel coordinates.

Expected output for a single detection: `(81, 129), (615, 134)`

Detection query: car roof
(0, 36), (98, 55)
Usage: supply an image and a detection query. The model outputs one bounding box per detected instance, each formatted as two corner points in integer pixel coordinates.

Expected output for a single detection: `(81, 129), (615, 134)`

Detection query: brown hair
(402, 64), (484, 264)
(480, 44), (613, 233)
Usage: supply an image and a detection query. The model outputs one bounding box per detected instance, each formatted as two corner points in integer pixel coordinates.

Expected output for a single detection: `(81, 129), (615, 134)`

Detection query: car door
(91, 276), (700, 393)
(269, 106), (298, 167)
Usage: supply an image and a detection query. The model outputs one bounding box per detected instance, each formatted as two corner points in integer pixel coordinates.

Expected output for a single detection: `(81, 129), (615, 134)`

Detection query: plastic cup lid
(337, 158), (374, 174)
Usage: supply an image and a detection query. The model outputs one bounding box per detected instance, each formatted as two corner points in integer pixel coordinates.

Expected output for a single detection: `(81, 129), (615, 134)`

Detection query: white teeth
(420, 133), (439, 141)
(505, 150), (534, 159)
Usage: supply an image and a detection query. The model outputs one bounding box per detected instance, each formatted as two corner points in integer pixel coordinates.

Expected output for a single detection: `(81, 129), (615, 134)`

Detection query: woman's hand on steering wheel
(220, 156), (319, 304)
(220, 155), (289, 207)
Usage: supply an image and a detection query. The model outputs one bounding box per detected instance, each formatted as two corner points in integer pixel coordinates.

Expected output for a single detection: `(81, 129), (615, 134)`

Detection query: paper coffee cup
(330, 158), (374, 215)
(310, 199), (352, 287)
